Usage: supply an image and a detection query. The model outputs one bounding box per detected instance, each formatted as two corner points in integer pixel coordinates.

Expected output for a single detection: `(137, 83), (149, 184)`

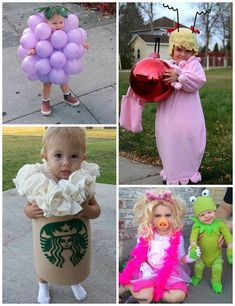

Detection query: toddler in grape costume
(13, 127), (101, 303)
(18, 6), (89, 116)
(189, 189), (232, 294)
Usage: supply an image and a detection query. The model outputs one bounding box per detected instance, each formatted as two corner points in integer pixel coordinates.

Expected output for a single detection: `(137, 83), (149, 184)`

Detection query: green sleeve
(190, 226), (200, 242)
(219, 221), (232, 244)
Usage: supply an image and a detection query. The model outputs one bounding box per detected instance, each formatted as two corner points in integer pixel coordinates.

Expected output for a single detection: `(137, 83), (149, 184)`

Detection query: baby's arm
(74, 196), (101, 219)
(24, 201), (44, 219)
(175, 60), (206, 93)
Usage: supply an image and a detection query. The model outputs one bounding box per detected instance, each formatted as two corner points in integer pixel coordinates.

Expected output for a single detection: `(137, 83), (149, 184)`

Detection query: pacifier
(156, 217), (169, 230)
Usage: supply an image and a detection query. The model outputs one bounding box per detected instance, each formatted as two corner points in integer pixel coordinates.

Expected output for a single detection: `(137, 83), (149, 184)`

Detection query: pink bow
(146, 191), (174, 203)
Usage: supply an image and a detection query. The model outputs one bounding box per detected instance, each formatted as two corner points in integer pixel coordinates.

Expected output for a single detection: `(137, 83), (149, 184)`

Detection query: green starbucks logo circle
(40, 219), (88, 268)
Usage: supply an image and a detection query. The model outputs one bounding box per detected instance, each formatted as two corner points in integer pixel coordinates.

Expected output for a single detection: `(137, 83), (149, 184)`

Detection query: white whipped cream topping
(13, 161), (100, 217)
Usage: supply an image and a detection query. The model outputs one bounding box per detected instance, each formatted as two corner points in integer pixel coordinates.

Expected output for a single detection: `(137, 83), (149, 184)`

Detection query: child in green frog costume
(189, 189), (232, 294)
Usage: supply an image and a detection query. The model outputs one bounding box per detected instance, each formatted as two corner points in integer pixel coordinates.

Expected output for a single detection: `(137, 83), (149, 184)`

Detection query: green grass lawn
(119, 68), (232, 184)
(3, 135), (116, 191)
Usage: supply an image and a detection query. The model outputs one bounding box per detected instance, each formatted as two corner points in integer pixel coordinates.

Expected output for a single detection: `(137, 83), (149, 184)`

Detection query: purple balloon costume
(18, 13), (87, 84)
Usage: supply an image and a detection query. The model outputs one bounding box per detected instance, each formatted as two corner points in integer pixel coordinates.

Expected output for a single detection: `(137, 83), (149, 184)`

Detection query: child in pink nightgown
(119, 190), (200, 303)
(120, 28), (206, 185)
(158, 28), (206, 184)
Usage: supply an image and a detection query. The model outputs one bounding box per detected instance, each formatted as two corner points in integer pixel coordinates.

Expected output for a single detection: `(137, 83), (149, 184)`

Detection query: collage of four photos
(2, 1), (233, 304)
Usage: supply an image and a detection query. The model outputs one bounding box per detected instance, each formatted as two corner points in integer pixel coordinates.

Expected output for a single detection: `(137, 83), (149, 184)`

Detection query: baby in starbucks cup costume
(13, 127), (101, 303)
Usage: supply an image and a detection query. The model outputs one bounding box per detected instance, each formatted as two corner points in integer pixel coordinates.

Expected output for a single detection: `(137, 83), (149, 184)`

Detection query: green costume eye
(202, 189), (209, 197)
(190, 196), (196, 204)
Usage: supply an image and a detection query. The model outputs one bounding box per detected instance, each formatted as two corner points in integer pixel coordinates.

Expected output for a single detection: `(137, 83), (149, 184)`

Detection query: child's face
(172, 46), (194, 63)
(198, 210), (216, 224)
(152, 204), (173, 234)
(44, 135), (85, 180)
(47, 14), (65, 32)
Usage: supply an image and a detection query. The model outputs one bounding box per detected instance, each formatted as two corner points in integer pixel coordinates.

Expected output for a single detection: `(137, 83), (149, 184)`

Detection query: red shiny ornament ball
(130, 58), (173, 102)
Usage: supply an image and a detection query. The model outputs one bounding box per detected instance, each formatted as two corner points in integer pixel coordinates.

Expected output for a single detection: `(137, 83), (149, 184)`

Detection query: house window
(137, 49), (140, 59)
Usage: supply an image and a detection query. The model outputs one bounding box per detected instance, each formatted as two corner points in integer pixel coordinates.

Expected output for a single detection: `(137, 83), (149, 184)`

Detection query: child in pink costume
(158, 28), (206, 184)
(119, 190), (200, 303)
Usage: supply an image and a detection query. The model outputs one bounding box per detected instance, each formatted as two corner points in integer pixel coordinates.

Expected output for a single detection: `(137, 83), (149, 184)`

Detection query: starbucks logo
(40, 219), (88, 268)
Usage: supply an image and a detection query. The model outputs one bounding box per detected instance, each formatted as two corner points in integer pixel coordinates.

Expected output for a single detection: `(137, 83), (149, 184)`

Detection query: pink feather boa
(119, 230), (181, 302)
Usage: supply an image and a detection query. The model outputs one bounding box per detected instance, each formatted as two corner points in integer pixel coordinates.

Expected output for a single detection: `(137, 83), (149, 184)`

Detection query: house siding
(132, 36), (170, 61)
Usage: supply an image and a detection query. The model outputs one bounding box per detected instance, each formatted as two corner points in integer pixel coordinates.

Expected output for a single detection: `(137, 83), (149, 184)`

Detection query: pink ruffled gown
(156, 56), (206, 184)
(130, 233), (191, 290)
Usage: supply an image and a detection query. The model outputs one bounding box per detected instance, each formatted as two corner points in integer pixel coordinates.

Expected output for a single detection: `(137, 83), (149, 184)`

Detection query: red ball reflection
(130, 58), (172, 102)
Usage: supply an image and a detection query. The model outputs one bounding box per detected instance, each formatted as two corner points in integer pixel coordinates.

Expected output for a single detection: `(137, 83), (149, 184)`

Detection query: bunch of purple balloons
(17, 13), (87, 84)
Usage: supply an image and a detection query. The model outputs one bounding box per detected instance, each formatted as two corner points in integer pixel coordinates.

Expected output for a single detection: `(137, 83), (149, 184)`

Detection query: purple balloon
(27, 72), (39, 81)
(35, 23), (52, 40)
(50, 30), (68, 49)
(38, 73), (50, 83)
(35, 58), (51, 75)
(22, 27), (33, 35)
(37, 13), (45, 19)
(27, 14), (44, 30)
(50, 51), (67, 69)
(63, 14), (79, 32)
(20, 33), (38, 50)
(36, 40), (54, 58)
(21, 55), (37, 74)
(63, 42), (80, 60)
(49, 68), (66, 84)
(17, 45), (28, 60)
(67, 28), (83, 44)
(80, 28), (87, 42)
(62, 74), (70, 84)
(64, 59), (83, 74)
(76, 43), (85, 59)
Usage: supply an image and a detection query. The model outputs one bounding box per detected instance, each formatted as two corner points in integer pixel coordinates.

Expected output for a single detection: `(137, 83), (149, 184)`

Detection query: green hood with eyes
(193, 196), (216, 217)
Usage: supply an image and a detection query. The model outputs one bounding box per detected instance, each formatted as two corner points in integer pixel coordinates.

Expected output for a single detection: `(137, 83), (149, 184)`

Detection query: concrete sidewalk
(3, 183), (116, 303)
(3, 3), (116, 124)
(119, 156), (163, 185)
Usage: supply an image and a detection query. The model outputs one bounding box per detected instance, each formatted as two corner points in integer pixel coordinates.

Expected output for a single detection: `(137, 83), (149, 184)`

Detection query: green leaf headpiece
(35, 6), (70, 20)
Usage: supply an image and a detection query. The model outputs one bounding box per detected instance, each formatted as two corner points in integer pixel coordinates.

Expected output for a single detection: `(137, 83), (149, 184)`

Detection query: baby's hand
(27, 48), (36, 56)
(189, 245), (200, 260)
(183, 246), (201, 263)
(24, 201), (44, 219)
(74, 196), (100, 219)
(83, 41), (90, 49)
(163, 68), (178, 83)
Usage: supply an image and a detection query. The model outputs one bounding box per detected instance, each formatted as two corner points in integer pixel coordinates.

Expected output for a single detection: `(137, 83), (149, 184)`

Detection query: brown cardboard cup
(32, 215), (91, 285)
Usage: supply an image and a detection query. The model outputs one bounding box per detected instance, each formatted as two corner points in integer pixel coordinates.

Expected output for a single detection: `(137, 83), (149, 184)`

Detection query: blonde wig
(134, 191), (186, 241)
(169, 28), (199, 57)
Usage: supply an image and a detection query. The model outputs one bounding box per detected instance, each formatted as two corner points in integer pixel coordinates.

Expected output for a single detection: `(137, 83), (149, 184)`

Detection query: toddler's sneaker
(41, 100), (51, 116)
(64, 93), (80, 106)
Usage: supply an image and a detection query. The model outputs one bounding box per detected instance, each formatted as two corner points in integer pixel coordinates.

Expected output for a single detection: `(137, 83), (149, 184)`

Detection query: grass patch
(3, 135), (116, 191)
(119, 68), (232, 184)
(2, 127), (116, 138)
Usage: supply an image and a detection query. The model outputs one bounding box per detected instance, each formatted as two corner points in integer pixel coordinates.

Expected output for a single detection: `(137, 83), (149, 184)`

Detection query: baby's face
(152, 204), (173, 234)
(46, 14), (65, 32)
(198, 210), (216, 224)
(172, 46), (194, 63)
(44, 135), (85, 180)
